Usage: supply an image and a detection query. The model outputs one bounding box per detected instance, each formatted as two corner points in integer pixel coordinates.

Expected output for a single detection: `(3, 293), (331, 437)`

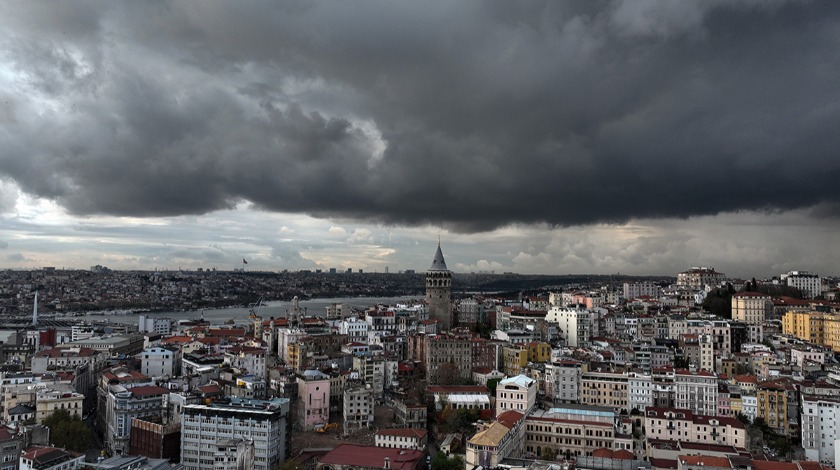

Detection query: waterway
(57, 296), (422, 326)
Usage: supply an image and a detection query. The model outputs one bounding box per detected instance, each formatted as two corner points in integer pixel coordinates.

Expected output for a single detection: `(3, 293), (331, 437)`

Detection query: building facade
(180, 397), (290, 470)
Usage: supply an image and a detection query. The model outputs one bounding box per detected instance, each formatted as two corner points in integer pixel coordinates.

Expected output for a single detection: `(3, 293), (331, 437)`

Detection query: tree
(43, 409), (91, 453)
(540, 447), (559, 461)
(432, 452), (465, 470)
(486, 378), (502, 395)
(702, 288), (733, 318)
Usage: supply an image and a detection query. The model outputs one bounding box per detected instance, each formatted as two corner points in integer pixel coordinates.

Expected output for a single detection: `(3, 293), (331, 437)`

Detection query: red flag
(243, 258), (248, 264)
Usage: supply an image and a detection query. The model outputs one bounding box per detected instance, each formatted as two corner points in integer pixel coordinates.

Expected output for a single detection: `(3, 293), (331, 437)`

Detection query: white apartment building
(674, 369), (718, 417)
(802, 395), (840, 465)
(138, 315), (173, 335)
(106, 384), (169, 455)
(337, 317), (370, 343)
(628, 372), (653, 413)
(343, 381), (374, 431)
(70, 325), (95, 342)
(623, 282), (662, 300)
(180, 397), (291, 470)
(544, 360), (582, 404)
(140, 347), (179, 378)
(546, 307), (591, 347)
(782, 271), (822, 299)
(496, 375), (536, 417)
(276, 328), (307, 363)
(741, 395), (757, 423)
(223, 346), (267, 381)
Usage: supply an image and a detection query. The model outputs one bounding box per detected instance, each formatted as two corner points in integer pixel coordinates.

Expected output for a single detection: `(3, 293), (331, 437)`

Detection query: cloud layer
(2, 1), (839, 234)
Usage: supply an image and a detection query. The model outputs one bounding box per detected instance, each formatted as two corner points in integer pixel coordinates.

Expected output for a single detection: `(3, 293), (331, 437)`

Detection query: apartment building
(424, 334), (473, 385)
(580, 370), (629, 413)
(644, 407), (746, 448)
(546, 307), (591, 347)
(544, 360), (584, 404)
(756, 378), (798, 437)
(674, 369), (717, 417)
(140, 346), (180, 378)
(731, 292), (772, 343)
(782, 271), (822, 299)
(343, 381), (374, 431)
(802, 395), (840, 465)
(105, 385), (169, 455)
(180, 397), (291, 470)
(677, 267), (725, 288)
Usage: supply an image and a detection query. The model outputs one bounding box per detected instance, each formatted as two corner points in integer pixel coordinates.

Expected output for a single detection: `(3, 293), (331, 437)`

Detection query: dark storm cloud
(2, 1), (840, 231)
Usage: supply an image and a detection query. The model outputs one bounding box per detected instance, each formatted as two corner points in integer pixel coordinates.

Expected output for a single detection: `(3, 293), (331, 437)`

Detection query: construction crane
(248, 297), (265, 319)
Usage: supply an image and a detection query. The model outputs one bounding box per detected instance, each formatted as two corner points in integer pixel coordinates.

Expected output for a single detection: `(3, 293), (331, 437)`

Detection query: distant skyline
(1, 2), (840, 278)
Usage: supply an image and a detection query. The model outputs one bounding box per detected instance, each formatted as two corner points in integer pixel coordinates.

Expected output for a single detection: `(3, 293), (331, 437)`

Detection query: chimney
(384, 457), (391, 469)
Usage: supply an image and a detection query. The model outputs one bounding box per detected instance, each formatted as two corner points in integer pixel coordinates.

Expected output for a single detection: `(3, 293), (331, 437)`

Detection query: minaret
(426, 240), (452, 330)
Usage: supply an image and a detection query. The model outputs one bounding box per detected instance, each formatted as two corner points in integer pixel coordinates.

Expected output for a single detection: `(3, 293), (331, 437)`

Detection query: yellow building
(756, 378), (796, 436)
(783, 310), (840, 352)
(526, 342), (551, 363)
(502, 346), (528, 377)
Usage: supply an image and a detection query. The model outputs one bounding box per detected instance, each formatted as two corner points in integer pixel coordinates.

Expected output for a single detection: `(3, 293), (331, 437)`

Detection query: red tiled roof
(679, 455), (731, 468)
(496, 410), (524, 429)
(161, 336), (193, 344)
(207, 328), (246, 336)
(649, 458), (678, 469)
(591, 448), (634, 460)
(319, 444), (423, 470)
(129, 385), (169, 397)
(199, 384), (223, 395)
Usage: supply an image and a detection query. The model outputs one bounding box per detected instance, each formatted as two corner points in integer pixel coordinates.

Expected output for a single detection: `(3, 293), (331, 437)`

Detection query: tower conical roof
(429, 243), (448, 271)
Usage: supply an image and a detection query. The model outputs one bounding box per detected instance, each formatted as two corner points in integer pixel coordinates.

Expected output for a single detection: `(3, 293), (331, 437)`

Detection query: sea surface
(68, 296), (421, 326)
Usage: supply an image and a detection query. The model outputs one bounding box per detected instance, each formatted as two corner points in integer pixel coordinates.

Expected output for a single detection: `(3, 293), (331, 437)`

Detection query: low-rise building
(525, 405), (615, 460)
(644, 407), (746, 448)
(375, 428), (428, 451)
(316, 444), (424, 470)
(465, 411), (525, 469)
(495, 375), (536, 417)
(19, 446), (84, 470)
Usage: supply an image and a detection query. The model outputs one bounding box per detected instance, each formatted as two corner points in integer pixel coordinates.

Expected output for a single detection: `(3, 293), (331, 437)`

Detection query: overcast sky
(1, 1), (839, 278)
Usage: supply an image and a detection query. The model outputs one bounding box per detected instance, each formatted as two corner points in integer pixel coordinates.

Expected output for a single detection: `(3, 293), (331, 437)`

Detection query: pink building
(297, 370), (331, 430)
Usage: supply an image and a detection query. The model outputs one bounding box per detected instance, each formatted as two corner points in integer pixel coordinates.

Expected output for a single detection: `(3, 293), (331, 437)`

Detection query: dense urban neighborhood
(0, 245), (838, 470)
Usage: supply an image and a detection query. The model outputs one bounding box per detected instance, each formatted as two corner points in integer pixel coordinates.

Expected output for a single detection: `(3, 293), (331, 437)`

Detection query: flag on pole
(243, 258), (248, 264)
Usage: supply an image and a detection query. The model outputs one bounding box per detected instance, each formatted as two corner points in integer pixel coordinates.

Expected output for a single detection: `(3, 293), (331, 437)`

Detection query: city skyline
(1, 2), (839, 278)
